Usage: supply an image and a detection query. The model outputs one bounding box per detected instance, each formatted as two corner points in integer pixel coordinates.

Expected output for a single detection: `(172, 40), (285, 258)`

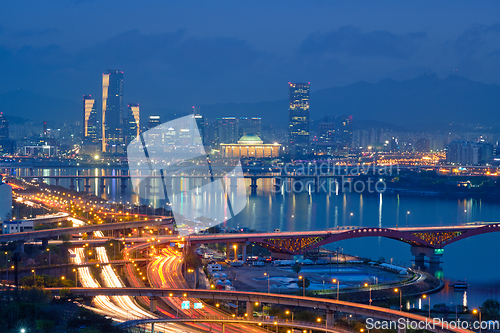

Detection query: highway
(145, 246), (268, 332)
(119, 317), (341, 332)
(71, 232), (190, 333)
(47, 287), (474, 333)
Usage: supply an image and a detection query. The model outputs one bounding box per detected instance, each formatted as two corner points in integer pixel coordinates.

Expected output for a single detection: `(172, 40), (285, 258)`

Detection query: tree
(480, 299), (500, 320)
(297, 277), (311, 289)
(184, 247), (202, 270)
(292, 264), (301, 277)
(36, 319), (55, 333)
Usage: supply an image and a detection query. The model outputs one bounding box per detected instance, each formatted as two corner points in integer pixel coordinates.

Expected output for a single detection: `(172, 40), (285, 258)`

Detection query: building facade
(288, 82), (310, 156)
(148, 115), (161, 129)
(126, 103), (140, 144)
(221, 134), (281, 158)
(102, 70), (124, 152)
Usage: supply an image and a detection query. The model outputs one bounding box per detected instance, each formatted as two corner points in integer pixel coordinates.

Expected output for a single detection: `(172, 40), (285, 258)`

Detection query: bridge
(12, 171), (383, 194)
(181, 223), (500, 262)
(0, 218), (173, 249)
(47, 287), (473, 333)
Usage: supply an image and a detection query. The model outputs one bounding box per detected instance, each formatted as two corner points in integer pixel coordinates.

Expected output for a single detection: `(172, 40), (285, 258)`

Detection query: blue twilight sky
(0, 0), (499, 114)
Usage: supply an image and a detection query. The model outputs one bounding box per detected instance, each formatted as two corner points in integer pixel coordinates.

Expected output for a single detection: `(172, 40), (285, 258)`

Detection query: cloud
(15, 28), (59, 38)
(298, 26), (427, 59)
(454, 24), (500, 56)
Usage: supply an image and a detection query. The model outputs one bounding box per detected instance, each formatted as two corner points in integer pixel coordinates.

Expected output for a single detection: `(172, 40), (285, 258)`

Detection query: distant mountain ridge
(1, 74), (499, 130)
(0, 89), (80, 124)
(199, 74), (500, 130)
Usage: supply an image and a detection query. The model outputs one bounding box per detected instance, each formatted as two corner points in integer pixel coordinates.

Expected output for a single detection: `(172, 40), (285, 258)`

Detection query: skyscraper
(102, 70), (124, 152)
(83, 95), (99, 140)
(148, 115), (161, 129)
(0, 112), (15, 154)
(218, 117), (239, 144)
(337, 115), (353, 150)
(288, 82), (310, 155)
(238, 117), (261, 137)
(0, 112), (8, 140)
(126, 103), (140, 144)
(194, 114), (205, 145)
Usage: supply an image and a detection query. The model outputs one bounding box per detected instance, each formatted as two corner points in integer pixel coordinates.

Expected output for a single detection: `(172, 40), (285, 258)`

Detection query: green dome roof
(238, 134), (263, 144)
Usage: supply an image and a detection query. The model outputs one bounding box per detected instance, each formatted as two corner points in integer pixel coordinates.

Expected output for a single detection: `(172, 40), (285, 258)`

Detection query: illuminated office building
(83, 95), (99, 140)
(0, 112), (8, 140)
(238, 117), (261, 137)
(288, 82), (310, 155)
(102, 70), (124, 152)
(217, 117), (239, 144)
(148, 115), (161, 129)
(126, 103), (140, 144)
(194, 114), (205, 145)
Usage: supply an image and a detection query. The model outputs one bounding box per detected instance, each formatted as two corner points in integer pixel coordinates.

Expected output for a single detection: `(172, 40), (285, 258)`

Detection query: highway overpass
(47, 287), (473, 333)
(0, 218), (173, 243)
(119, 316), (342, 333)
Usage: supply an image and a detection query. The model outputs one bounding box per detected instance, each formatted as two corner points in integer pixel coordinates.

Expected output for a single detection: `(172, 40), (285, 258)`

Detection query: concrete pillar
(121, 170), (127, 189)
(222, 323), (225, 333)
(246, 301), (253, 317)
(99, 178), (105, 190)
(410, 246), (435, 262)
(84, 178), (91, 192)
(230, 177), (238, 188)
(250, 178), (257, 193)
(69, 178), (75, 190)
(242, 243), (247, 263)
(137, 227), (144, 237)
(55, 178), (60, 186)
(226, 243), (231, 260)
(41, 238), (48, 250)
(149, 296), (158, 312)
(398, 327), (406, 333)
(274, 177), (282, 191)
(316, 176), (322, 193)
(18, 241), (25, 253)
(326, 311), (334, 327)
(151, 323), (155, 333)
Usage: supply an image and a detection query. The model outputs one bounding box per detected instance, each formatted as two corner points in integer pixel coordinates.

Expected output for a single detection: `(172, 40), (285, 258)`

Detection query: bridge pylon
(411, 246), (443, 264)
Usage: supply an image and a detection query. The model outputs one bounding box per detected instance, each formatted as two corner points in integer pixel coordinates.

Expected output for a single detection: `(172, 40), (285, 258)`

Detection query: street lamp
(233, 244), (238, 261)
(364, 282), (372, 306)
(264, 272), (270, 293)
(285, 310), (294, 322)
(46, 248), (51, 266)
(299, 276), (305, 297)
(32, 269), (35, 287)
(73, 268), (78, 287)
(473, 309), (482, 333)
(394, 288), (402, 311)
(333, 279), (340, 301)
(422, 294), (430, 317)
(349, 213), (353, 226)
(406, 211), (410, 228)
(4, 251), (8, 285)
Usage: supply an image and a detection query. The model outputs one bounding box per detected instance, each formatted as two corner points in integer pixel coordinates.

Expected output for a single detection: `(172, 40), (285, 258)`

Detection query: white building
(2, 220), (34, 233)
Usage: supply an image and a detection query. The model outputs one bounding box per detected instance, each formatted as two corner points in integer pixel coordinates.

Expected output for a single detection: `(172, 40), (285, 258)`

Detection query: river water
(14, 167), (500, 309)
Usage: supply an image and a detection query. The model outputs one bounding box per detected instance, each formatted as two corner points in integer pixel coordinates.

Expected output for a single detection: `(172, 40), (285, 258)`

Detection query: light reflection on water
(16, 167), (500, 308)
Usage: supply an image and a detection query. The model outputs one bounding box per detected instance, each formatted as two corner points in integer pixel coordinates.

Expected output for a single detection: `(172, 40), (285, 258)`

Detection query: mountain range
(1, 74), (499, 131)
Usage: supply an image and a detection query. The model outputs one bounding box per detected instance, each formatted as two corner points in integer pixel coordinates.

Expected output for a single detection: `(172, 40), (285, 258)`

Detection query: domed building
(220, 134), (281, 158)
